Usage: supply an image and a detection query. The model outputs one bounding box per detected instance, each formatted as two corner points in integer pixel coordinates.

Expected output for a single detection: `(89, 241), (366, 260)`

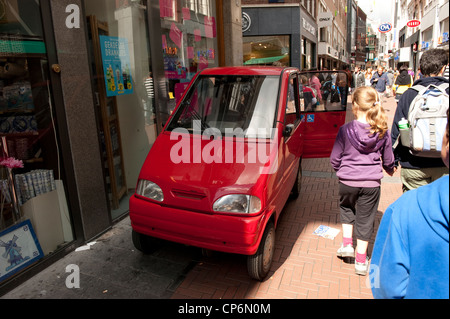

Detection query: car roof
(199, 66), (296, 76)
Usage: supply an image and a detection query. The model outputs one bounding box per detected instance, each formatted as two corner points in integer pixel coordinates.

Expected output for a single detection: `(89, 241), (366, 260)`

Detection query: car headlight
(136, 180), (164, 202)
(213, 195), (261, 214)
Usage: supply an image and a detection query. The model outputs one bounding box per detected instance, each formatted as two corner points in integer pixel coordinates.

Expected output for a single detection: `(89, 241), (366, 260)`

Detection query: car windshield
(166, 75), (280, 139)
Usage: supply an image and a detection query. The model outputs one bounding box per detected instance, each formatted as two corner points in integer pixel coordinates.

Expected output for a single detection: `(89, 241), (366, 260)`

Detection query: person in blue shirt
(370, 109), (449, 299)
(370, 66), (389, 102)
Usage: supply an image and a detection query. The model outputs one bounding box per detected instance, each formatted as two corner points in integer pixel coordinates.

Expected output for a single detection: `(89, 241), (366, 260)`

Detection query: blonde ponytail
(352, 87), (388, 139)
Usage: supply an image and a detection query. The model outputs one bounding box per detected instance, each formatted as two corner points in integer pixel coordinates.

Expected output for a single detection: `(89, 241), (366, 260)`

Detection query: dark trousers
(339, 182), (381, 242)
(338, 86), (348, 106)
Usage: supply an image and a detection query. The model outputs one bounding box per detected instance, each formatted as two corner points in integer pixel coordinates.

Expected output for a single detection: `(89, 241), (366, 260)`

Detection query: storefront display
(0, 0), (74, 285)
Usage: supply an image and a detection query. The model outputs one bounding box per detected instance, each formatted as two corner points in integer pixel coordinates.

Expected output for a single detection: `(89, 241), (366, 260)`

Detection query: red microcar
(130, 67), (305, 280)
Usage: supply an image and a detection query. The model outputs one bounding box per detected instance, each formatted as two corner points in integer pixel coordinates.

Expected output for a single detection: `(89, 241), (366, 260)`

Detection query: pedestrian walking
(309, 69), (322, 102)
(392, 64), (413, 103)
(370, 109), (449, 299)
(391, 48), (449, 192)
(370, 66), (389, 102)
(353, 66), (365, 89)
(330, 86), (395, 276)
(337, 65), (351, 107)
(386, 68), (395, 97)
(364, 68), (373, 87)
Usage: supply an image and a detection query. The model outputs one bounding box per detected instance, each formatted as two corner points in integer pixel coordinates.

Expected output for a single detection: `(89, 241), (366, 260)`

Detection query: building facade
(393, 0), (449, 73)
(317, 0), (349, 70)
(0, 0), (242, 293)
(355, 4), (367, 69)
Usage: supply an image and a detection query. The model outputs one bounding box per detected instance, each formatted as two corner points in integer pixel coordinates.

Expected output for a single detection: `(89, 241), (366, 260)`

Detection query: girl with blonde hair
(330, 86), (395, 276)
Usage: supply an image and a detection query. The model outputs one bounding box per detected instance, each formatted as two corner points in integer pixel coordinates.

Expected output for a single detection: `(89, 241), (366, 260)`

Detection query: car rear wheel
(247, 221), (275, 281)
(132, 230), (161, 254)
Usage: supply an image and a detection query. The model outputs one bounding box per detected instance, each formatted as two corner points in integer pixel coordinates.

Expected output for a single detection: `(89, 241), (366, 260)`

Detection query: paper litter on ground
(313, 225), (340, 240)
(75, 241), (97, 252)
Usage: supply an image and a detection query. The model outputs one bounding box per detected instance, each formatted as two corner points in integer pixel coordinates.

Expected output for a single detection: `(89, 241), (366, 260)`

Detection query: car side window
(285, 74), (300, 125)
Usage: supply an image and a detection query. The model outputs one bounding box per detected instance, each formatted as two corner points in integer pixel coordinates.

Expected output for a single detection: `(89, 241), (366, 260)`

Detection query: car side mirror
(283, 124), (294, 138)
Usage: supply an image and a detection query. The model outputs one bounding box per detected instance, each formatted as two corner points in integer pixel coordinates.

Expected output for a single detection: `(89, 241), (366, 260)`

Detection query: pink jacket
(309, 75), (322, 101)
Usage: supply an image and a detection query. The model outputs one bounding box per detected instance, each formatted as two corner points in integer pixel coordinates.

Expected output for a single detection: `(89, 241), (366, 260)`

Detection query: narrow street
(1, 94), (404, 300)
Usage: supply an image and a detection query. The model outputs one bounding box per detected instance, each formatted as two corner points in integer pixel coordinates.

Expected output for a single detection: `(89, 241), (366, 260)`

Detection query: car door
(281, 71), (303, 191)
(299, 70), (348, 158)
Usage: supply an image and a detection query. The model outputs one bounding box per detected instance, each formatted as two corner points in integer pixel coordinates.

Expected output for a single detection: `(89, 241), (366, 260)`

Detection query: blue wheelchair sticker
(307, 114), (315, 123)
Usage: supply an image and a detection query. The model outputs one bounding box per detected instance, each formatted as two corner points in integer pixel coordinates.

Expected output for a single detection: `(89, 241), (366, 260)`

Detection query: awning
(244, 55), (287, 65)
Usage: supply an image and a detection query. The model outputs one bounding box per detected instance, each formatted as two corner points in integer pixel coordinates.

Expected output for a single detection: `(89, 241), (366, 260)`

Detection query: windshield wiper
(179, 100), (210, 131)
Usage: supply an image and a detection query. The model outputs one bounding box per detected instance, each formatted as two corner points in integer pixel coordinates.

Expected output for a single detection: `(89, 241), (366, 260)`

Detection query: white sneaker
(337, 244), (355, 258)
(355, 257), (369, 276)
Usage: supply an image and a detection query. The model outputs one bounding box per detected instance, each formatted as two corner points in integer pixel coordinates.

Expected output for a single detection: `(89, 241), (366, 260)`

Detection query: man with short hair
(391, 48), (449, 192)
(370, 66), (389, 101)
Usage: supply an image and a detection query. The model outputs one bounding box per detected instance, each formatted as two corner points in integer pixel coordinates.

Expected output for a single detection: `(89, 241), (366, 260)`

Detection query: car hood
(137, 132), (277, 212)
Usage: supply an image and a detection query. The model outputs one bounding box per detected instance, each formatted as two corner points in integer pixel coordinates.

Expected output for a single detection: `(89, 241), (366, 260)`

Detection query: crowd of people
(353, 64), (420, 101)
(300, 63), (433, 112)
(329, 48), (449, 299)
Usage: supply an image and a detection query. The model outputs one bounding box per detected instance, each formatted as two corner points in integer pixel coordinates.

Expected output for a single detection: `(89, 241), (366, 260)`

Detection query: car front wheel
(247, 221), (275, 281)
(132, 230), (161, 254)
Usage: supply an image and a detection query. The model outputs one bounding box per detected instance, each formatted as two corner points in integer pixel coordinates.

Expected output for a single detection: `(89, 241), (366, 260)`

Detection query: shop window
(160, 0), (219, 112)
(243, 36), (290, 67)
(0, 0), (74, 283)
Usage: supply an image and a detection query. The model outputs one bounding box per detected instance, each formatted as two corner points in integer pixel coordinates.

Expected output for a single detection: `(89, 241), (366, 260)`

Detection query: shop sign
(378, 23), (392, 33)
(99, 36), (134, 97)
(318, 12), (333, 28)
(438, 32), (449, 44)
(302, 18), (316, 36)
(407, 20), (421, 28)
(242, 12), (251, 32)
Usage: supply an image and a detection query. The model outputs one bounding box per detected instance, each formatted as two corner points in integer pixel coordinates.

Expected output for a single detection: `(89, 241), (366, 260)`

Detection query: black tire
(247, 221), (275, 281)
(290, 162), (303, 199)
(132, 230), (160, 254)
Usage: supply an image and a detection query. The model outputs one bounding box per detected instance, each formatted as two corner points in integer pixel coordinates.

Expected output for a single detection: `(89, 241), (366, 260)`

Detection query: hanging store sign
(378, 23), (392, 33)
(407, 20), (421, 28)
(318, 12), (333, 28)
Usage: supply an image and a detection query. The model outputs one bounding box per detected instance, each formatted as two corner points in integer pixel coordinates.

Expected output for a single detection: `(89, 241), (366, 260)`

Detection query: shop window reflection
(160, 0), (219, 113)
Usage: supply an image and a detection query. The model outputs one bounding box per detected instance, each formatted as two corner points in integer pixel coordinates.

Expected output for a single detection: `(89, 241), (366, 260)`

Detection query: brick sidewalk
(171, 95), (403, 300)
